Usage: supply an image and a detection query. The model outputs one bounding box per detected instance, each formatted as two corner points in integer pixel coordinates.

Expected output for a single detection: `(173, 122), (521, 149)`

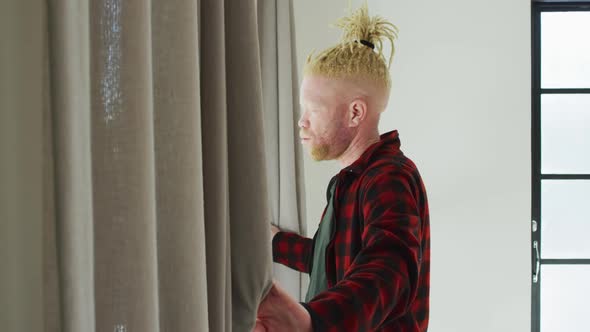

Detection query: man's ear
(348, 98), (368, 127)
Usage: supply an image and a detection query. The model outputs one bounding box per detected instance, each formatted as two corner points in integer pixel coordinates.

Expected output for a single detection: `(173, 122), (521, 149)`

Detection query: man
(254, 4), (430, 332)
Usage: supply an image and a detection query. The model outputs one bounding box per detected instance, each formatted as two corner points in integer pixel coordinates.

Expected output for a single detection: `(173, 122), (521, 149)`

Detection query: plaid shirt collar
(342, 130), (401, 175)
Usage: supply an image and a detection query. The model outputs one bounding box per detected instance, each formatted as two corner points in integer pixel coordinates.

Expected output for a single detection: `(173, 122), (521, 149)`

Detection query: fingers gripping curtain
(44, 0), (272, 331)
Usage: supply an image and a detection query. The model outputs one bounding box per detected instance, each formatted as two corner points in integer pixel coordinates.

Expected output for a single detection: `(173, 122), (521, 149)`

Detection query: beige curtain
(0, 1), (45, 332)
(2, 0), (275, 331)
(257, 0), (307, 300)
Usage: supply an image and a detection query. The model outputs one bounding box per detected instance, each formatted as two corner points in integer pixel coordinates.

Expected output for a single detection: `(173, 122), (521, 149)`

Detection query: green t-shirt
(305, 178), (337, 302)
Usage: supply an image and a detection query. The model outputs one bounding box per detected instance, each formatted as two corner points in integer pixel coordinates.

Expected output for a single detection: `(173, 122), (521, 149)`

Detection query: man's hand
(270, 224), (280, 238)
(253, 281), (312, 332)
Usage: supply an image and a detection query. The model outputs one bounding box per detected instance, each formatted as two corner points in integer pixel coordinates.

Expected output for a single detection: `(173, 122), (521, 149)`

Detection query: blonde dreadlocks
(304, 2), (399, 92)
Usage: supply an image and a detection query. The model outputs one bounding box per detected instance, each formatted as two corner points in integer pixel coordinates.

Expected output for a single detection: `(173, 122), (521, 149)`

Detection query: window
(531, 2), (590, 332)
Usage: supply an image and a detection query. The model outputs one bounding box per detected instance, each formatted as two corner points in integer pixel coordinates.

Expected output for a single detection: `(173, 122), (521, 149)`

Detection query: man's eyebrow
(302, 99), (322, 108)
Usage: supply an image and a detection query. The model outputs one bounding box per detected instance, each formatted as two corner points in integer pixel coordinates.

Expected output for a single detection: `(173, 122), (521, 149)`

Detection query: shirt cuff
(271, 231), (284, 261)
(300, 302), (319, 332)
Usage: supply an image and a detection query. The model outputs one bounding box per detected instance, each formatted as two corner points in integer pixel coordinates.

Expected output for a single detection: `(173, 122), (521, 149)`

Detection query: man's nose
(298, 113), (308, 128)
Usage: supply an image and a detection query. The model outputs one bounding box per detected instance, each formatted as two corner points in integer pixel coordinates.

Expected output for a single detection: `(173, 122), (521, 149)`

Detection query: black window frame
(531, 2), (590, 332)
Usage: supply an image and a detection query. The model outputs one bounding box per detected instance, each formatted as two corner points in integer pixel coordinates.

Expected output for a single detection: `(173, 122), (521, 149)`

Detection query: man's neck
(337, 130), (381, 168)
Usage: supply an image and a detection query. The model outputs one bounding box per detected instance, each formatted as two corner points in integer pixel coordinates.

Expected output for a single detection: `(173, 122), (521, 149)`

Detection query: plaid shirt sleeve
(272, 231), (314, 273)
(302, 169), (423, 332)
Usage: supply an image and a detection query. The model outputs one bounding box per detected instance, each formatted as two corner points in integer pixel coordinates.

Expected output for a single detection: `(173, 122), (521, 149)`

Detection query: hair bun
(334, 2), (399, 68)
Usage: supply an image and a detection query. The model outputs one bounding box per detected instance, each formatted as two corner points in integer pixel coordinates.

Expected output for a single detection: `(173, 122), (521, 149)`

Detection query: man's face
(298, 76), (354, 161)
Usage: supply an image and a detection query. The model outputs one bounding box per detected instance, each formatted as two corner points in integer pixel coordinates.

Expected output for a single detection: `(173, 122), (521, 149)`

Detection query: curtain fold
(151, 1), (210, 331)
(46, 0), (96, 331)
(224, 1), (274, 330)
(89, 0), (161, 330)
(199, 0), (233, 330)
(0, 1), (46, 331)
(258, 0), (307, 300)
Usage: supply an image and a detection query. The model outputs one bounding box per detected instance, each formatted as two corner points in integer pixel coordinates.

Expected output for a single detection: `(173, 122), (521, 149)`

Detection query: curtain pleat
(199, 0), (233, 330)
(151, 0), (210, 331)
(89, 0), (161, 330)
(224, 1), (274, 330)
(46, 0), (96, 331)
(0, 1), (46, 331)
(258, 0), (307, 300)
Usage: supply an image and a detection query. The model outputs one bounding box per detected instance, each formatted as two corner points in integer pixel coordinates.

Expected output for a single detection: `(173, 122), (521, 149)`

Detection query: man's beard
(309, 137), (349, 161)
(303, 125), (351, 161)
(310, 144), (330, 161)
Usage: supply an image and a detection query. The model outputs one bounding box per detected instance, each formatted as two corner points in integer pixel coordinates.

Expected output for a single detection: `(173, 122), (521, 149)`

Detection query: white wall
(292, 1), (531, 331)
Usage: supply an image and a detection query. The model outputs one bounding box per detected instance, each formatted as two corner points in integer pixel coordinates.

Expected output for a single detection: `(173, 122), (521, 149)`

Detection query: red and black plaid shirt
(272, 130), (430, 332)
